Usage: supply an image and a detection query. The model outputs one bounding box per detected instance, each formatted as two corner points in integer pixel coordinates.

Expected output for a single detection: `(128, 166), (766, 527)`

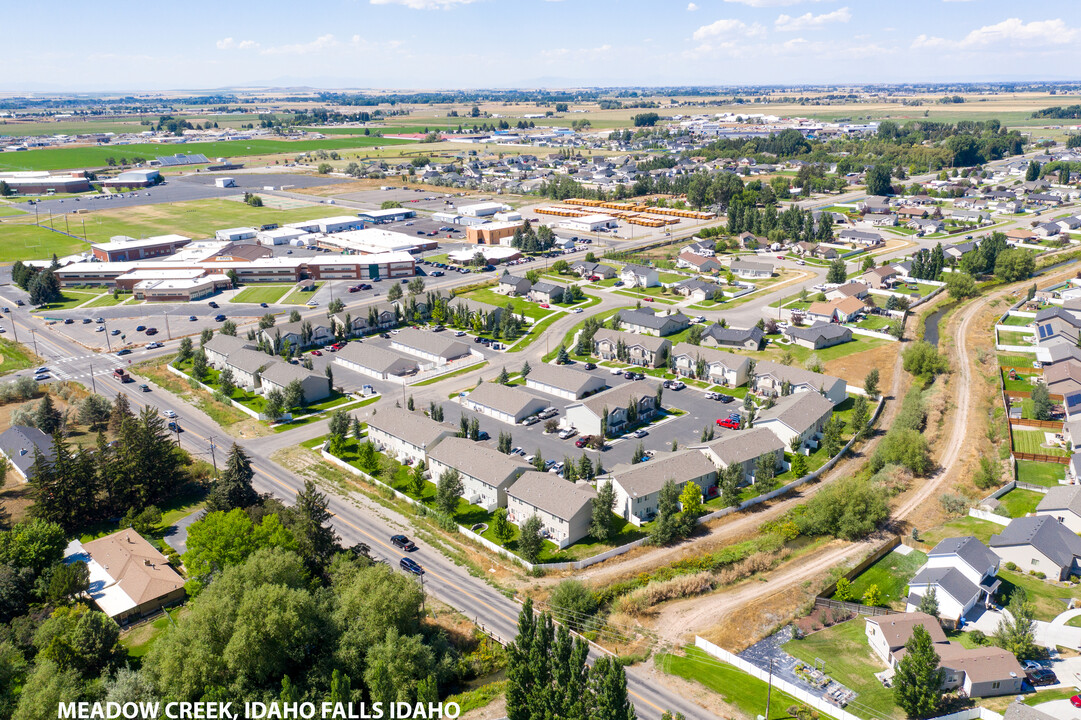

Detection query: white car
(391, 329), (401, 335)
(96, 326), (105, 332)
(571, 308), (583, 314)
(610, 366), (625, 376)
(558, 427), (577, 440)
(454, 331), (466, 337)
(631, 429), (648, 438)
(511, 447), (525, 456)
(163, 409), (177, 418)
(307, 300), (318, 307)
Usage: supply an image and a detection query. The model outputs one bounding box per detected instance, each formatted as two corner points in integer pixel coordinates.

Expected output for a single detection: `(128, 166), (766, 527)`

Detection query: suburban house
(861, 213), (897, 228)
(753, 360), (848, 405)
(839, 229), (884, 247)
(426, 437), (531, 511)
(682, 239), (716, 257)
(592, 329), (671, 368)
(905, 536), (1001, 627)
(1035, 485), (1081, 534)
(1034, 306), (1081, 345)
(259, 362), (332, 405)
(701, 324), (765, 351)
(571, 261), (616, 280)
(860, 265), (898, 289)
(831, 296), (867, 323)
(674, 278), (722, 302)
(460, 382), (550, 425)
(864, 614), (1024, 698)
(676, 252), (721, 273)
(989, 515), (1081, 580)
(617, 308), (691, 337)
(391, 328), (473, 365)
(366, 408), (454, 467)
(753, 391), (834, 450)
(524, 363), (607, 400)
(609, 450), (718, 524)
(909, 218), (945, 233)
(785, 322), (854, 350)
(729, 260), (773, 279)
(562, 380), (660, 438)
(805, 302), (839, 324)
(694, 428), (785, 484)
(204, 334), (255, 368)
(670, 342), (750, 387)
(497, 271), (532, 296)
(1043, 362), (1081, 398)
(66, 528), (186, 624)
(619, 263), (659, 288)
(334, 343), (418, 381)
(825, 282), (869, 302)
(528, 281), (565, 304)
(0, 425), (54, 482)
(506, 471), (596, 548)
(222, 348), (275, 390)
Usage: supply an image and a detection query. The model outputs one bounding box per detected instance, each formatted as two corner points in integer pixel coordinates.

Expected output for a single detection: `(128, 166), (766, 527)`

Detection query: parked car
(311, 350), (323, 356)
(139, 384), (150, 392)
(1027, 669), (1058, 687)
(33, 373), (49, 382)
(716, 418), (740, 429)
(624, 371), (635, 380)
(94, 317), (104, 324)
(521, 415), (540, 426)
(631, 429), (648, 438)
(391, 535), (417, 551)
(146, 342), (163, 349)
(1071, 695), (1081, 709)
(260, 302), (269, 308)
(610, 366), (626, 375)
(575, 437), (590, 448)
(399, 558), (424, 576)
(632, 373), (645, 381)
(110, 329), (120, 335)
(584, 362), (596, 370)
(145, 328), (158, 335)
(558, 427), (577, 440)
(475, 431), (490, 441)
(116, 349), (132, 356)
(167, 421), (182, 433)
(511, 447), (525, 456)
(163, 410), (177, 418)
(704, 391), (717, 400)
(96, 326), (105, 332)
(717, 394), (733, 403)
(670, 380), (685, 390)
(82, 318), (92, 324)
(1022, 661), (1044, 672)
(215, 314), (226, 322)
(188, 315), (196, 321)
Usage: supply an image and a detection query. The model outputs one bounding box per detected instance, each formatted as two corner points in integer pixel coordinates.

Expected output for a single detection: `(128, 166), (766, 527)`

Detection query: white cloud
(960, 17), (1080, 47)
(911, 34), (949, 49)
(369, 0), (477, 8)
(215, 37), (259, 50)
(775, 6), (850, 31)
(260, 34), (339, 55)
(687, 2), (699, 10)
(692, 18), (766, 41)
(723, 0), (831, 6)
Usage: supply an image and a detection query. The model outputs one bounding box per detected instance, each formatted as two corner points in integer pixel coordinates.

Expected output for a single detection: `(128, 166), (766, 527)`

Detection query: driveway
(163, 509), (206, 555)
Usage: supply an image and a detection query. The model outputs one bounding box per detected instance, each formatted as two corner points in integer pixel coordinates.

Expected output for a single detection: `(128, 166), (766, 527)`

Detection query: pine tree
(34, 394), (63, 435)
(917, 588), (939, 619)
(893, 625), (943, 718)
(207, 443), (258, 512)
(290, 479), (339, 574)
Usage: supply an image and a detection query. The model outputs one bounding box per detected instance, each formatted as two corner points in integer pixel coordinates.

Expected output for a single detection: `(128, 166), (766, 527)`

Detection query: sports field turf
(0, 225), (90, 262)
(230, 285), (293, 305)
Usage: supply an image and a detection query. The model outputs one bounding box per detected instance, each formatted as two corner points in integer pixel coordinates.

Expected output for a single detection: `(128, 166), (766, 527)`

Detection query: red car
(539, 303), (550, 309)
(589, 275), (601, 281)
(332, 342), (345, 350)
(1072, 695), (1081, 709)
(644, 297), (654, 302)
(716, 418), (740, 429)
(310, 350), (323, 356)
(575, 436), (589, 448)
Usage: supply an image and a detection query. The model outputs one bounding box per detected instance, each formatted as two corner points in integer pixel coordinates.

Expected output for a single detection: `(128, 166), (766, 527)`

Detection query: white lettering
(58, 703), (79, 719)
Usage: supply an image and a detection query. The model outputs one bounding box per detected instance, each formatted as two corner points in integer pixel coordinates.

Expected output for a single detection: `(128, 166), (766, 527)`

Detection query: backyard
(1015, 460), (1065, 487)
(995, 570), (1076, 621)
(460, 287), (556, 321)
(996, 488), (1044, 518)
(1012, 429), (1067, 458)
(843, 548), (928, 608)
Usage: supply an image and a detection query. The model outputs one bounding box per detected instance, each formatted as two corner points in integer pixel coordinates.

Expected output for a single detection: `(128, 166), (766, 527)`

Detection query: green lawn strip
(0, 206), (26, 217)
(445, 681), (507, 714)
(996, 570), (1076, 622)
(1000, 315), (1034, 327)
(1012, 429), (1067, 457)
(783, 619), (902, 719)
(920, 516), (1002, 548)
(541, 306), (630, 362)
(460, 288), (554, 321)
(556, 293), (602, 311)
(0, 337), (42, 376)
(844, 548), (928, 607)
(942, 629), (988, 650)
(273, 396), (379, 433)
(83, 293), (131, 308)
(411, 361), (488, 386)
(742, 335), (890, 365)
(32, 291), (104, 312)
(997, 330), (1035, 346)
(657, 647), (808, 720)
(657, 272), (689, 283)
(507, 312), (566, 353)
(1066, 616), (1081, 629)
(999, 354), (1038, 368)
(1026, 688), (1081, 706)
(997, 488), (1044, 518)
(280, 282), (325, 305)
(613, 289), (679, 305)
(0, 224), (90, 261)
(231, 284), (294, 304)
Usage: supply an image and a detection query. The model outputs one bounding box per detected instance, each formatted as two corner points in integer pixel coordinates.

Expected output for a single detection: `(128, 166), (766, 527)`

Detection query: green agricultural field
(0, 137), (411, 172)
(0, 225), (90, 261)
(844, 548), (928, 608)
(230, 284), (294, 305)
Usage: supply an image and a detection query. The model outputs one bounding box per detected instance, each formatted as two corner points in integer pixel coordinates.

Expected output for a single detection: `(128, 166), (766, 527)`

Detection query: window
(992, 682), (1000, 689)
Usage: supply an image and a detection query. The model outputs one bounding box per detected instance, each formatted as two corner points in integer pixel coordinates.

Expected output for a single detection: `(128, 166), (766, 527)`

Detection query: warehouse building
(286, 216), (363, 234)
(560, 214), (617, 232)
(257, 227), (310, 245)
(102, 168), (161, 188)
(358, 208), (416, 223)
(0, 170), (91, 194)
(524, 363), (607, 401)
(466, 222), (521, 245)
(459, 201), (507, 217)
(215, 227), (258, 242)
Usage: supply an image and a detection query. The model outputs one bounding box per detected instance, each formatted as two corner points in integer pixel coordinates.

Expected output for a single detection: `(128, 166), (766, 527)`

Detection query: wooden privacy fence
(817, 536), (901, 600)
(814, 597), (894, 618)
(1009, 418), (1064, 430)
(1012, 451), (1070, 464)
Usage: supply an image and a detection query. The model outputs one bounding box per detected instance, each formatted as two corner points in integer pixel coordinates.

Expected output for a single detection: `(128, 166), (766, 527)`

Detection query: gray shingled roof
(531, 281), (563, 295)
(367, 408), (453, 450)
(785, 322), (852, 344)
(696, 428), (783, 467)
(702, 324), (763, 346)
(908, 566), (979, 605)
(671, 342), (750, 373)
(428, 437), (531, 489)
(465, 382), (549, 417)
(259, 361), (328, 388)
(335, 343), (417, 375)
(730, 259), (773, 274)
(392, 328), (471, 360)
(526, 363), (605, 395)
(611, 450), (717, 498)
(507, 471), (596, 520)
(1036, 485), (1081, 518)
(755, 359), (845, 394)
(578, 379), (659, 417)
(617, 308), (687, 331)
(592, 328), (670, 353)
(990, 515), (1081, 569)
(755, 391), (834, 433)
(928, 536), (999, 574)
(0, 426), (53, 478)
(224, 348), (275, 375)
(204, 334), (254, 357)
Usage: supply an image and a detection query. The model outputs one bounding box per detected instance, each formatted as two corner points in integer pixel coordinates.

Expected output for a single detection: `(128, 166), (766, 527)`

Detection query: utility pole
(764, 657), (774, 720)
(29, 328), (38, 356)
(102, 322), (111, 352)
(208, 436), (218, 476)
(164, 313), (171, 340)
(88, 361), (96, 394)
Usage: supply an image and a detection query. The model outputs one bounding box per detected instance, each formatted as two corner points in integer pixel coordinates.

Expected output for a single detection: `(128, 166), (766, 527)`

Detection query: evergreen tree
(34, 394), (63, 435)
(290, 479), (339, 574)
(518, 515), (543, 563)
(207, 443), (258, 512)
(893, 625), (943, 718)
(917, 588), (939, 619)
(649, 480), (683, 545)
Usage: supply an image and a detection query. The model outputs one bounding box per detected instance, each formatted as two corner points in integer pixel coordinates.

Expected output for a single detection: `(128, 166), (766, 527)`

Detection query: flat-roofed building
(92, 234), (191, 262)
(466, 222), (521, 245)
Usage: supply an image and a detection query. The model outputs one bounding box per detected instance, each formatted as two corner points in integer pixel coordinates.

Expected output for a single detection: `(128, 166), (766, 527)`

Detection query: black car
(381, 333), (391, 339)
(208, 301), (219, 308)
(145, 328), (158, 335)
(624, 371), (635, 379)
(391, 534), (417, 551)
(1028, 669), (1058, 687)
(116, 349), (132, 356)
(584, 362), (596, 370)
(138, 384), (150, 392)
(82, 318), (92, 324)
(662, 380), (671, 389)
(260, 302), (269, 308)
(167, 421), (182, 433)
(474, 336), (483, 343)
(476, 430), (490, 441)
(63, 318), (74, 324)
(215, 314), (226, 322)
(717, 394), (734, 403)
(633, 373), (645, 381)
(400, 557), (424, 576)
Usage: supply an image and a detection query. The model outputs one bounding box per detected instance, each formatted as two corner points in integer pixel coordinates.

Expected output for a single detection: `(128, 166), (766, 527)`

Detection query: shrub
(1005, 561), (1018, 572)
(548, 580), (598, 630)
(939, 493), (968, 516)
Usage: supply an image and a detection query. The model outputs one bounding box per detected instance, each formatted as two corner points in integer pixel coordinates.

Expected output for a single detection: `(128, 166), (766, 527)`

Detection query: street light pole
(29, 328), (38, 356)
(88, 361), (96, 394)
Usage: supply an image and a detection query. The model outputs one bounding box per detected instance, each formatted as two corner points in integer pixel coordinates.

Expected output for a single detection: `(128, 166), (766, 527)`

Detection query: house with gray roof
(729, 259), (773, 279)
(694, 428), (785, 485)
(989, 515), (1081, 580)
(592, 329), (671, 368)
(563, 380), (660, 438)
(670, 342), (750, 387)
(609, 450), (718, 524)
(1035, 485), (1081, 534)
(261, 320), (335, 352)
(673, 278), (722, 302)
(259, 361), (331, 405)
(753, 360), (847, 405)
(905, 536), (1000, 627)
(460, 381), (550, 425)
(525, 363), (607, 400)
(391, 328), (473, 365)
(506, 471), (596, 548)
(366, 408), (454, 467)
(700, 324), (764, 351)
(427, 437), (531, 511)
(528, 281), (565, 304)
(0, 426), (53, 482)
(616, 308), (690, 337)
(619, 263), (659, 288)
(222, 348), (275, 390)
(334, 343), (418, 381)
(905, 567), (982, 627)
(204, 334), (255, 368)
(497, 271), (532, 296)
(784, 322), (853, 350)
(753, 391), (834, 450)
(570, 261), (616, 279)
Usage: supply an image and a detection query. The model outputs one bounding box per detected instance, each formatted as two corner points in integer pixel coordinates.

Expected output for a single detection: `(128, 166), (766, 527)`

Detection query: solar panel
(155, 153), (210, 167)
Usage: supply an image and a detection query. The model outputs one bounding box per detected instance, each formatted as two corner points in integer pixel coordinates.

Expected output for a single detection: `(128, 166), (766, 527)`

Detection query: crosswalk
(47, 353), (128, 382)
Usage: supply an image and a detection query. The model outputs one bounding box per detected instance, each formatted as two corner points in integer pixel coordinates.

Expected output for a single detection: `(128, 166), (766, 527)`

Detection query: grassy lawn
(997, 488), (1044, 518)
(507, 311), (566, 353)
(0, 337), (42, 376)
(136, 355), (263, 430)
(613, 289), (680, 305)
(461, 288), (554, 321)
(1066, 616), (1081, 628)
(231, 284), (294, 304)
(1002, 371), (1036, 393)
(1012, 429), (1067, 457)
(657, 647), (807, 720)
(1016, 460), (1065, 486)
(33, 290), (105, 312)
(999, 354), (1039, 369)
(120, 606), (188, 660)
(845, 548), (928, 608)
(0, 224), (90, 261)
(996, 570), (1076, 621)
(411, 361), (487, 386)
(920, 517), (1002, 548)
(853, 316), (892, 331)
(784, 620), (901, 719)
(998, 330), (1035, 347)
(743, 335), (891, 365)
(541, 306), (631, 363)
(273, 395), (379, 433)
(83, 292), (130, 308)
(657, 272), (688, 283)
(280, 282), (325, 305)
(1001, 315), (1034, 327)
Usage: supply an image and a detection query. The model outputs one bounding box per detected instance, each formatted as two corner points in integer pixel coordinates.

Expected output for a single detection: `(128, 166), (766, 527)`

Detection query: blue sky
(8, 0), (1081, 91)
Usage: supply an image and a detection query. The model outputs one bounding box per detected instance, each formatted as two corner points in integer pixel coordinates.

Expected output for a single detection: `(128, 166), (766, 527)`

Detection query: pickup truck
(113, 368), (132, 383)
